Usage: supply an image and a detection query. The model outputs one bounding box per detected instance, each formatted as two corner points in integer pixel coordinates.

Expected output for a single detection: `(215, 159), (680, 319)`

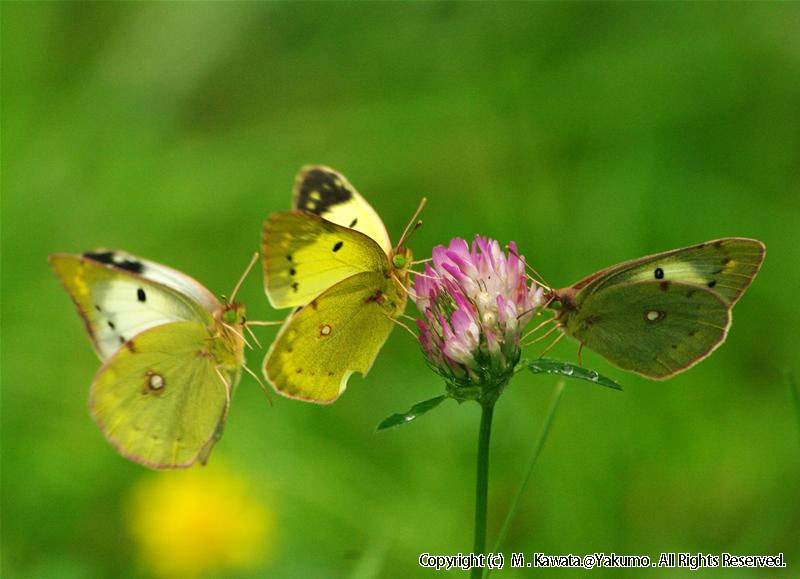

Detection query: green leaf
(518, 358), (622, 391)
(377, 395), (448, 430)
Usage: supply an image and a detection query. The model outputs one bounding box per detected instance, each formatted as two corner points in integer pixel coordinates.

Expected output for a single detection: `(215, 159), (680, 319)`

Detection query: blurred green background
(3, 2), (799, 577)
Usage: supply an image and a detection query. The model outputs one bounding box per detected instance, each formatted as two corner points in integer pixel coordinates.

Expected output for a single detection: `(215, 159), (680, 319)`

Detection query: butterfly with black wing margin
(261, 165), (424, 403)
(50, 250), (263, 469)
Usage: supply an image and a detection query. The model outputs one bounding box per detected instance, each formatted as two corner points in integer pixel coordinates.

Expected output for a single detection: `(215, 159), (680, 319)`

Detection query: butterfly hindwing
(52, 251), (247, 468)
(264, 271), (406, 403)
(90, 320), (231, 469)
(262, 211), (389, 308)
(553, 238), (764, 379)
(566, 281), (730, 379)
(577, 238), (765, 307)
(50, 253), (216, 360)
(293, 165), (392, 253)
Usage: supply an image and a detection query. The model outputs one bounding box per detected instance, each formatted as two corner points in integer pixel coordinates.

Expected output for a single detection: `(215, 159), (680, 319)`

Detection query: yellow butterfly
(50, 251), (254, 469)
(261, 165), (420, 403)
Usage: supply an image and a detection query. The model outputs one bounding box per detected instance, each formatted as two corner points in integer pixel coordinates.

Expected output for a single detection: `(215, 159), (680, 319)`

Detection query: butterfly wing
(573, 238), (765, 307)
(261, 211), (390, 308)
(264, 271), (407, 403)
(292, 165), (392, 254)
(90, 320), (235, 469)
(50, 252), (218, 360)
(562, 281), (730, 379)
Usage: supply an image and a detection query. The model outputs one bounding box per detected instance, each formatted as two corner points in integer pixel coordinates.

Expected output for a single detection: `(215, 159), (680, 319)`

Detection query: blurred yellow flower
(127, 460), (274, 578)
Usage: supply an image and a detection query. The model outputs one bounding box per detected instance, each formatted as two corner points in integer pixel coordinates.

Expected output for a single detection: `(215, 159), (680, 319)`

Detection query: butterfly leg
(386, 313), (418, 339)
(214, 366), (233, 405)
(522, 316), (556, 341)
(244, 324), (263, 349)
(538, 331), (565, 358)
(523, 323), (558, 346)
(240, 363), (273, 405)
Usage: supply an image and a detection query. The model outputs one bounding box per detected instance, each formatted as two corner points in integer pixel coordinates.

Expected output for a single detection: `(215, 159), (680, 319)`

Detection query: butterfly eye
(392, 254), (407, 269)
(223, 310), (237, 324)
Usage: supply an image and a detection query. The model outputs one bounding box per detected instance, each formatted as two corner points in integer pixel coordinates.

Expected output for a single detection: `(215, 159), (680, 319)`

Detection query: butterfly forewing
(566, 281), (730, 378)
(579, 238), (765, 307)
(90, 321), (230, 469)
(264, 271), (406, 403)
(262, 212), (389, 309)
(293, 165), (392, 254)
(50, 253), (216, 360)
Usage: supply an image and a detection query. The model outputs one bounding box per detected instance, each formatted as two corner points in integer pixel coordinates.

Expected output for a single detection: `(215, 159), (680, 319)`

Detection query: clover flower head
(414, 236), (544, 399)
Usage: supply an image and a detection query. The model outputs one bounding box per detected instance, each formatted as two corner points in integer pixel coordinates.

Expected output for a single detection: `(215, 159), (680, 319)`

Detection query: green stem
(471, 400), (495, 579)
(487, 380), (565, 576)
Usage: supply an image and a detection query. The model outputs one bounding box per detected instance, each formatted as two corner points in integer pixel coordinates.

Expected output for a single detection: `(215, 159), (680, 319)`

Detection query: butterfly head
(221, 302), (246, 326)
(390, 246), (413, 283)
(391, 247), (412, 270)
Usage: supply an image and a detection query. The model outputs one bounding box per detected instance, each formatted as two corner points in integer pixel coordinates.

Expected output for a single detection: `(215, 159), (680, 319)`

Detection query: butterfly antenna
(577, 343), (584, 367)
(505, 244), (552, 292)
(410, 257), (432, 266)
(386, 313), (418, 340)
(242, 363), (273, 405)
(245, 320), (284, 326)
(538, 331), (565, 358)
(230, 252), (259, 302)
(395, 197), (427, 253)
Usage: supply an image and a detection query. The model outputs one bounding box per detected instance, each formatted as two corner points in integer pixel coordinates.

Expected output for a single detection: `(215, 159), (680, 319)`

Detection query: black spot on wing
(137, 288), (147, 302)
(654, 267), (664, 279)
(296, 168), (353, 215)
(707, 280), (717, 288)
(107, 320), (116, 330)
(84, 251), (144, 274)
(349, 218), (358, 228)
(291, 282), (299, 292)
(333, 241), (343, 252)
